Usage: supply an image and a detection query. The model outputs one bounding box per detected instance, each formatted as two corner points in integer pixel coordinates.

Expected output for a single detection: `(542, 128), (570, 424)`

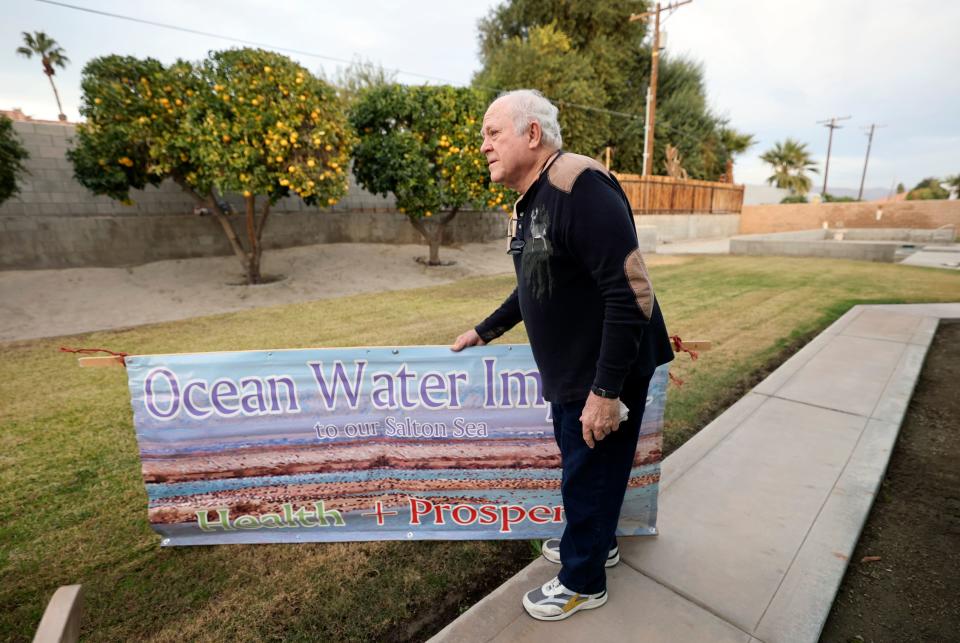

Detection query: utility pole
(630, 0), (693, 176)
(817, 115), (851, 196)
(857, 123), (886, 200)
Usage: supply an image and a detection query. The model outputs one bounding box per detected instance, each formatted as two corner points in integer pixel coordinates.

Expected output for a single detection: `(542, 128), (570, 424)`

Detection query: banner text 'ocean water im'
(126, 345), (667, 546)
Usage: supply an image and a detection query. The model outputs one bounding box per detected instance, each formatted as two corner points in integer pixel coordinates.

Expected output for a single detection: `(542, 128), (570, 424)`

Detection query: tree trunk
(428, 235), (441, 265)
(46, 72), (66, 121)
(173, 177), (252, 280)
(244, 194), (262, 284)
(170, 178), (277, 284)
(408, 208), (459, 266)
(247, 252), (261, 285)
(212, 206), (248, 270)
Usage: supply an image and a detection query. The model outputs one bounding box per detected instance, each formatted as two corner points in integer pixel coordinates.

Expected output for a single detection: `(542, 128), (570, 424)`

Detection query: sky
(2, 0), (957, 193)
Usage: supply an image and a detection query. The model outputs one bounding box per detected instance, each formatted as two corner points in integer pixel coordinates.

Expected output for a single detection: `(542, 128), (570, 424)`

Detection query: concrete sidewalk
(899, 244), (960, 270)
(431, 303), (959, 643)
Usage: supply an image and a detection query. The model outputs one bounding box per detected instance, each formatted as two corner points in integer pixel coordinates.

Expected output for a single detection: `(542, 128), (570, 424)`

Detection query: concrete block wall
(635, 213), (740, 242)
(0, 120), (508, 269)
(0, 210), (507, 269)
(0, 121), (199, 217)
(731, 238), (897, 262)
(728, 228), (930, 263)
(0, 120), (401, 218)
(740, 200), (960, 235)
(840, 227), (955, 243)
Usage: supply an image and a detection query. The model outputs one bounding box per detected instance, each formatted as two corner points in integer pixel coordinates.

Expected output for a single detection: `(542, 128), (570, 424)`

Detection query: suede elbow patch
(624, 249), (654, 319)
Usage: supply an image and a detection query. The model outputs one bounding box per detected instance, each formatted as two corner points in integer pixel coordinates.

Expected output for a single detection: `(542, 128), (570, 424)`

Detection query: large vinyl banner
(126, 345), (667, 546)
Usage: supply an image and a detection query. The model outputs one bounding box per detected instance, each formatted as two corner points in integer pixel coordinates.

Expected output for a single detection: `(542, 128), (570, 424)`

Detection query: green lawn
(2, 255), (958, 642)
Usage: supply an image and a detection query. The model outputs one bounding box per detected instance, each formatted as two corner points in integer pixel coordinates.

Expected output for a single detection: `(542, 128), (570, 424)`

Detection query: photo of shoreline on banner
(64, 338), (707, 547)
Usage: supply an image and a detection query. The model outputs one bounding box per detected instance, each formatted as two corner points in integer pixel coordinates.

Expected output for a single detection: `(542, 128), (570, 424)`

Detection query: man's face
(480, 98), (539, 191)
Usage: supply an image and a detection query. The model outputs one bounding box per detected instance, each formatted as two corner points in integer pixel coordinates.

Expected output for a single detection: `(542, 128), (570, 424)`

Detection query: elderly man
(452, 89), (674, 621)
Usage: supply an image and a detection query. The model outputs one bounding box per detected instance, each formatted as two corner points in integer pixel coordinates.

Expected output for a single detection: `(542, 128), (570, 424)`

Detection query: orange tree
(68, 48), (354, 284)
(350, 84), (512, 265)
(0, 115), (30, 205)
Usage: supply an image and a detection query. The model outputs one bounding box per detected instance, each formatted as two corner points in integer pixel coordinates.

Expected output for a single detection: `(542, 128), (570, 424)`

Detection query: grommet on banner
(669, 335), (708, 359)
(665, 335), (710, 387)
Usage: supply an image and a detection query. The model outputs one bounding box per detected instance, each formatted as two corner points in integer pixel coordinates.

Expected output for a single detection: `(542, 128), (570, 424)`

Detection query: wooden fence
(614, 174), (744, 214)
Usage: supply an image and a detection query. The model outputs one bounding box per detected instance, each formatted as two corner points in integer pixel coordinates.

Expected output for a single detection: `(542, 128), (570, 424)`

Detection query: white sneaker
(522, 576), (608, 621)
(541, 538), (620, 567)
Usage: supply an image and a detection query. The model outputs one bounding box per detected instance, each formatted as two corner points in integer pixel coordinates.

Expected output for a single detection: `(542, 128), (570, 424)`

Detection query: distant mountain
(823, 186), (893, 201)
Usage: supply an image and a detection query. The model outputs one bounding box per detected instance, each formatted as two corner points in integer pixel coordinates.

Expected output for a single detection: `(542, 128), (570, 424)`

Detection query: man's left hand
(580, 392), (622, 449)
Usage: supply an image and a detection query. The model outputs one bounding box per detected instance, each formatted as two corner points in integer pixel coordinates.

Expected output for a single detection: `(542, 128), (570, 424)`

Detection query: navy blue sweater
(475, 152), (674, 403)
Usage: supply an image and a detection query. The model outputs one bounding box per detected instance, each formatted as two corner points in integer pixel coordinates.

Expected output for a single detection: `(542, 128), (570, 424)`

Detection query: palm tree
(945, 174), (960, 199)
(715, 127), (755, 182)
(760, 138), (819, 195)
(720, 128), (755, 157)
(16, 31), (70, 121)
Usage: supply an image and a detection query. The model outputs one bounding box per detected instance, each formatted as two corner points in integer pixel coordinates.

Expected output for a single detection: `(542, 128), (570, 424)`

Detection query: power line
(660, 5), (681, 26)
(38, 0), (737, 157)
(816, 115), (851, 196)
(629, 0), (695, 175)
(36, 0), (646, 123)
(35, 0), (455, 84)
(857, 123), (887, 200)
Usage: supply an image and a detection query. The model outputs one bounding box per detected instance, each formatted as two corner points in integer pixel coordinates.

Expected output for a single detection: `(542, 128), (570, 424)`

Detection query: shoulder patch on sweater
(547, 152), (609, 193)
(624, 248), (654, 319)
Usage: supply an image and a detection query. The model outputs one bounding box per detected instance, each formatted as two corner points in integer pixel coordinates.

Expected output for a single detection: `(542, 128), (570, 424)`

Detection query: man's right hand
(451, 328), (486, 352)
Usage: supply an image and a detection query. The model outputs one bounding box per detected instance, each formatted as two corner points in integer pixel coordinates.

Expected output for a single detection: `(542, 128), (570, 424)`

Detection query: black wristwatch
(590, 385), (619, 399)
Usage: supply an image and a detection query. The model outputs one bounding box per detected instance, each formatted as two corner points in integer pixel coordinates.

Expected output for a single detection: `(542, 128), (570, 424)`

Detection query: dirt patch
(395, 541), (534, 643)
(820, 320), (960, 643)
(0, 240), (690, 343)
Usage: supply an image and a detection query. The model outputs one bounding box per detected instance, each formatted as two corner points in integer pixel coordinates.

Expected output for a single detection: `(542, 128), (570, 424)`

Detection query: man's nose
(480, 137), (492, 153)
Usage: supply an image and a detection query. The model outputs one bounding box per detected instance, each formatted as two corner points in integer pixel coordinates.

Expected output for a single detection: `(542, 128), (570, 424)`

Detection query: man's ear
(527, 120), (543, 149)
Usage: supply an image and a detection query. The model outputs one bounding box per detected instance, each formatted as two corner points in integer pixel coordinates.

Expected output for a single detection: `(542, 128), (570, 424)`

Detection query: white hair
(497, 89), (563, 150)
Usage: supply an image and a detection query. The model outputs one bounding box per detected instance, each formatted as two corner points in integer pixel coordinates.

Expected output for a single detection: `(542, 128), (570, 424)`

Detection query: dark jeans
(552, 375), (652, 595)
